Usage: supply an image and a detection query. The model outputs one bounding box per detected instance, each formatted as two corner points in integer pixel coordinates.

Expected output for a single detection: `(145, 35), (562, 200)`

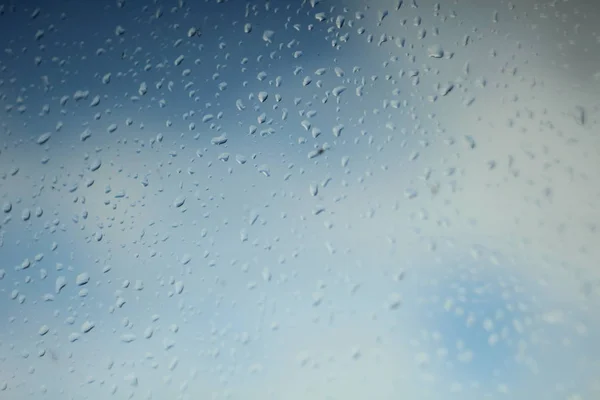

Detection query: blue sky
(1, 0), (599, 399)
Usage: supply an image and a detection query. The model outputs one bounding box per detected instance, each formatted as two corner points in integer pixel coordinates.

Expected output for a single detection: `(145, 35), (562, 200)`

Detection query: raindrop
(36, 132), (51, 145)
(428, 44), (444, 58)
(332, 86), (347, 97)
(262, 30), (274, 43)
(75, 273), (90, 286)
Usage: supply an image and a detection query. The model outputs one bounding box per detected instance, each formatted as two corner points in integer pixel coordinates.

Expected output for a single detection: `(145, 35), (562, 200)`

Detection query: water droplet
(36, 132), (51, 145)
(81, 321), (95, 333)
(39, 325), (50, 336)
(428, 44), (444, 58)
(174, 197), (186, 208)
(262, 30), (274, 43)
(332, 86), (347, 97)
(258, 165), (271, 177)
(68, 332), (81, 342)
(121, 334), (136, 343)
(175, 281), (184, 294)
(55, 276), (67, 294)
(76, 273), (90, 286)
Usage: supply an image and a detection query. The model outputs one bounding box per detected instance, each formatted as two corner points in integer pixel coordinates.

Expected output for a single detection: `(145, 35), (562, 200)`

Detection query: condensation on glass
(0, 0), (598, 399)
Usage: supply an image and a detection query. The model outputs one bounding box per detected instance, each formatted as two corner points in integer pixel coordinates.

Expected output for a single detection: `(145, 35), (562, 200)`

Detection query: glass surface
(0, 0), (599, 399)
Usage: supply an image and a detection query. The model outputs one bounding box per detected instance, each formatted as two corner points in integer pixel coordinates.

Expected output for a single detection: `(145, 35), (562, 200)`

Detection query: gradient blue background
(1, 0), (599, 399)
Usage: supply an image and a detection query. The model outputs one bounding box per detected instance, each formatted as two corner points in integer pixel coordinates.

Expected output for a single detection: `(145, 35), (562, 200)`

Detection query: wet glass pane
(0, 0), (599, 399)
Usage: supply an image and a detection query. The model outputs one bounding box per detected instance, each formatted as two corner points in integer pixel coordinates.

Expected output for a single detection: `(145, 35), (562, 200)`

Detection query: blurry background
(0, 0), (599, 399)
